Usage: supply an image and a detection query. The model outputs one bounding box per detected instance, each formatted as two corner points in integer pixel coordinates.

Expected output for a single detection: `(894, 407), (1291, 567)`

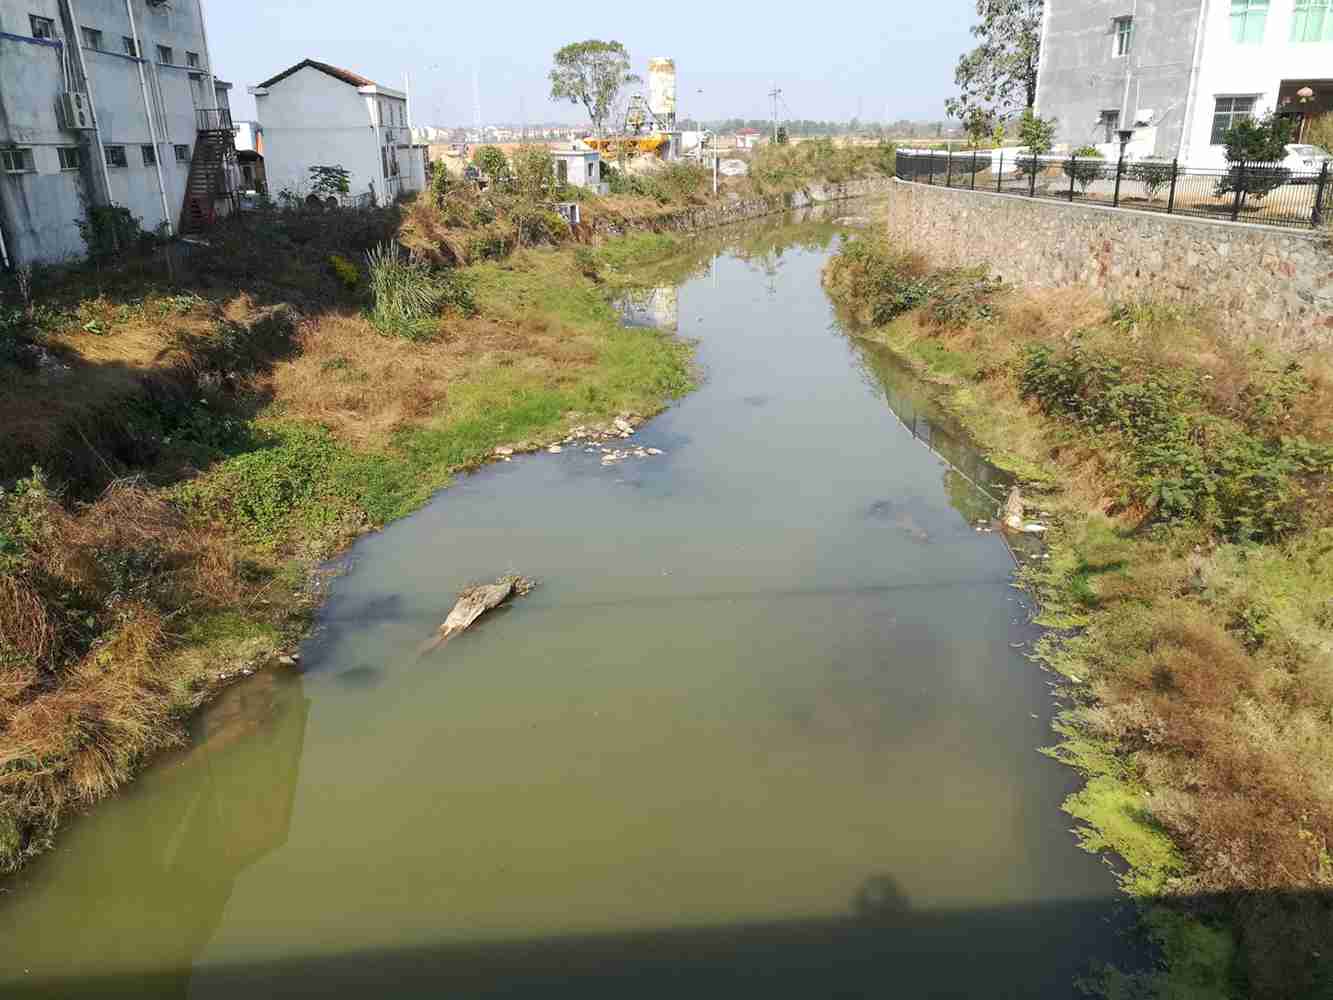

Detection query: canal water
(0, 214), (1127, 997)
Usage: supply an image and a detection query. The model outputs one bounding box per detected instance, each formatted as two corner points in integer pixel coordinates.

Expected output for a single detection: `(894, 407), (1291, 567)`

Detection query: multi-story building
(1036, 0), (1332, 166)
(249, 60), (426, 205)
(0, 0), (234, 268)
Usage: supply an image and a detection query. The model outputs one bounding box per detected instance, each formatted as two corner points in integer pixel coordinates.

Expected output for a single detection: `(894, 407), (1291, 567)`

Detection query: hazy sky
(210, 1), (976, 126)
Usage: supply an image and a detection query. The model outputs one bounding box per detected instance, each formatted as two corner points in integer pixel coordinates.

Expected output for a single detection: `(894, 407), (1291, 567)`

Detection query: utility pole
(768, 84), (782, 142)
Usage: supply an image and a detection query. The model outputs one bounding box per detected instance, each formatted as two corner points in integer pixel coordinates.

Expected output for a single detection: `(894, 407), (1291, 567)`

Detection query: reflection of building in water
(0, 671), (309, 997)
(615, 286), (679, 332)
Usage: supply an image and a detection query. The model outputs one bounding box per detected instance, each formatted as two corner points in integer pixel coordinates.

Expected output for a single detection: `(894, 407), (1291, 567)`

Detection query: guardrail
(196, 107), (234, 132)
(896, 148), (1332, 231)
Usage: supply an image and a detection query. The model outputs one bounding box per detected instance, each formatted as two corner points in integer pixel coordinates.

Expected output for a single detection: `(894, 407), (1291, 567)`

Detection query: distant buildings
(0, 0), (235, 266)
(249, 59), (425, 204)
(1037, 0), (1333, 165)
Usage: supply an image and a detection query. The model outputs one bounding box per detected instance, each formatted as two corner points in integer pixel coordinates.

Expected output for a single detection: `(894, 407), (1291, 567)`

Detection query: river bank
(822, 230), (1333, 998)
(0, 190), (883, 876)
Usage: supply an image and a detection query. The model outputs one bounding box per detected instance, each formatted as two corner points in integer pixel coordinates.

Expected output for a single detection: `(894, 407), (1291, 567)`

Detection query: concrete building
(0, 0), (233, 267)
(551, 141), (605, 193)
(248, 59), (426, 205)
(1036, 0), (1333, 166)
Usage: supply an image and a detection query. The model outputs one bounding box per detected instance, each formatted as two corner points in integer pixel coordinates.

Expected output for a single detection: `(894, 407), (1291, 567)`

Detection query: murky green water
(0, 213), (1127, 997)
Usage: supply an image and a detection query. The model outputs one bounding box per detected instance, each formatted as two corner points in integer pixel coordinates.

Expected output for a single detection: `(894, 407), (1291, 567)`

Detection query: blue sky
(210, 2), (976, 126)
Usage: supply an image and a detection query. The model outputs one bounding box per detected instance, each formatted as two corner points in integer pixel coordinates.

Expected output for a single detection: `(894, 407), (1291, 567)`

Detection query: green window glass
(1230, 0), (1268, 42)
(1291, 0), (1333, 42)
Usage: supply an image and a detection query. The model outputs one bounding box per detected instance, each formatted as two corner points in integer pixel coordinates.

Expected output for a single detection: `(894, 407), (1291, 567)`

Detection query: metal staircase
(180, 108), (237, 233)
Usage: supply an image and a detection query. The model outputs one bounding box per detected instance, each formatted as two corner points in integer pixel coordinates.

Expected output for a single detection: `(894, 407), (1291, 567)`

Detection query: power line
(767, 83), (782, 141)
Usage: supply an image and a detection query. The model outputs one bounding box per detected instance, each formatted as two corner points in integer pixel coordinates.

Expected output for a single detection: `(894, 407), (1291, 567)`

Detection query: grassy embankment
(0, 198), (702, 875)
(823, 233), (1333, 998)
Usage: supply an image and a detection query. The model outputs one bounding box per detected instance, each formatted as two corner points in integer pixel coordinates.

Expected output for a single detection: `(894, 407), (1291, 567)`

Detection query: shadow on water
(0, 672), (310, 995)
(9, 889), (1331, 999)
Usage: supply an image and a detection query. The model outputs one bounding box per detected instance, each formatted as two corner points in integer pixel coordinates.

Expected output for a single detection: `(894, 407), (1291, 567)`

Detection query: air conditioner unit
(58, 92), (96, 130)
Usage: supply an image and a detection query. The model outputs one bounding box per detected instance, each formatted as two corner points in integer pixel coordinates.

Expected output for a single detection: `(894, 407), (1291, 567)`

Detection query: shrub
(364, 242), (475, 338)
(77, 204), (149, 261)
(327, 254), (360, 290)
(1128, 157), (1174, 202)
(1215, 113), (1294, 204)
(1063, 145), (1105, 194)
(308, 164), (351, 199)
(512, 145), (556, 199)
(473, 145), (509, 187)
(1017, 343), (1331, 540)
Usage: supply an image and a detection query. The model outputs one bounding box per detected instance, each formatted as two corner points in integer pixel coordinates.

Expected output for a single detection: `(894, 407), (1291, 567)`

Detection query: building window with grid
(174, 144), (191, 163)
(1291, 0), (1333, 41)
(1, 148), (35, 173)
(156, 45), (173, 65)
(141, 145), (157, 166)
(30, 15), (55, 39)
(1211, 96), (1256, 144)
(186, 51), (200, 68)
(81, 27), (103, 50)
(1113, 16), (1134, 56)
(1230, 0), (1269, 42)
(122, 35), (138, 56)
(1098, 110), (1121, 143)
(104, 145), (128, 168)
(58, 147), (81, 170)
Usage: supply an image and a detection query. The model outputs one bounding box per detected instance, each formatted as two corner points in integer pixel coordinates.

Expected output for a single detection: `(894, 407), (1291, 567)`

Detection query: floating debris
(421, 576), (536, 654)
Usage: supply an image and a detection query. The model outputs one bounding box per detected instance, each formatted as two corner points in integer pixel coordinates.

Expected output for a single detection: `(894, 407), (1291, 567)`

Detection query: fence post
(1112, 152), (1124, 208)
(946, 148), (953, 187)
(997, 150), (1003, 193)
(971, 150), (977, 190)
(1231, 161), (1246, 222)
(928, 152), (935, 186)
(1028, 154), (1037, 197)
(1313, 161), (1328, 227)
(1167, 158), (1178, 215)
(1068, 154), (1076, 202)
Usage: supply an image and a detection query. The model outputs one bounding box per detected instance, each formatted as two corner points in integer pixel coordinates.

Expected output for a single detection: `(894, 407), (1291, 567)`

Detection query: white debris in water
(547, 445), (563, 454)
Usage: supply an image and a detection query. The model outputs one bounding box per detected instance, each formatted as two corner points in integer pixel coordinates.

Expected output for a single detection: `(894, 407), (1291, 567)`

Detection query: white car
(1283, 144), (1332, 181)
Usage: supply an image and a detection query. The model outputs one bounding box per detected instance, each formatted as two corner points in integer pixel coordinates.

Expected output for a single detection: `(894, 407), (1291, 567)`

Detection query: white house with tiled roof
(249, 59), (425, 205)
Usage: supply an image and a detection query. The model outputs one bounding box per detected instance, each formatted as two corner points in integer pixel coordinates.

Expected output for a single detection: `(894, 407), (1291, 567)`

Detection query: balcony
(196, 107), (234, 132)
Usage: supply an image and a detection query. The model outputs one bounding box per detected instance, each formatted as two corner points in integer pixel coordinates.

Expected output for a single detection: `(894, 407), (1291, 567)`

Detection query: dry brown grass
(0, 476), (290, 870)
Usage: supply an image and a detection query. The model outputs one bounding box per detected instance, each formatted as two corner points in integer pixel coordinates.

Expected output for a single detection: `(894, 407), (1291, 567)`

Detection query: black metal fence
(896, 148), (1333, 231)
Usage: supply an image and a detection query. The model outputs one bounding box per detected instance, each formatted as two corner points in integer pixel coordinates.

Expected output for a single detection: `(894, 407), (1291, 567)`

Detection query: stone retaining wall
(882, 180), (1333, 350)
(591, 176), (894, 238)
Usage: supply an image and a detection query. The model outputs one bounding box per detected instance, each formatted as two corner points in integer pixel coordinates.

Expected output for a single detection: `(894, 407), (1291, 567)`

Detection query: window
(1291, 0), (1333, 42)
(104, 145), (127, 168)
(1211, 96), (1256, 144)
(174, 144), (190, 163)
(1099, 109), (1121, 144)
(1113, 16), (1134, 56)
(186, 51), (200, 68)
(30, 15), (55, 39)
(156, 45), (173, 65)
(81, 27), (103, 50)
(57, 147), (81, 170)
(122, 36), (138, 57)
(141, 144), (157, 166)
(1, 148), (35, 173)
(380, 100), (388, 125)
(1230, 0), (1269, 43)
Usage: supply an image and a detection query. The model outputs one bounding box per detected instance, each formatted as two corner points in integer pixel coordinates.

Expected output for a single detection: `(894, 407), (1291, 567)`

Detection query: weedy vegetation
(823, 230), (1333, 999)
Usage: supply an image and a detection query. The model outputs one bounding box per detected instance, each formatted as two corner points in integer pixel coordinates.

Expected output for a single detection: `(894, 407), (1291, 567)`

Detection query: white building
(1037, 0), (1333, 167)
(551, 141), (605, 193)
(250, 60), (426, 205)
(0, 0), (234, 267)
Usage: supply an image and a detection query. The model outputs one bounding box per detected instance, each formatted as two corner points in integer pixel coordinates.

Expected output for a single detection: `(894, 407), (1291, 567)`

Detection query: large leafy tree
(945, 0), (1043, 125)
(549, 40), (640, 136)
